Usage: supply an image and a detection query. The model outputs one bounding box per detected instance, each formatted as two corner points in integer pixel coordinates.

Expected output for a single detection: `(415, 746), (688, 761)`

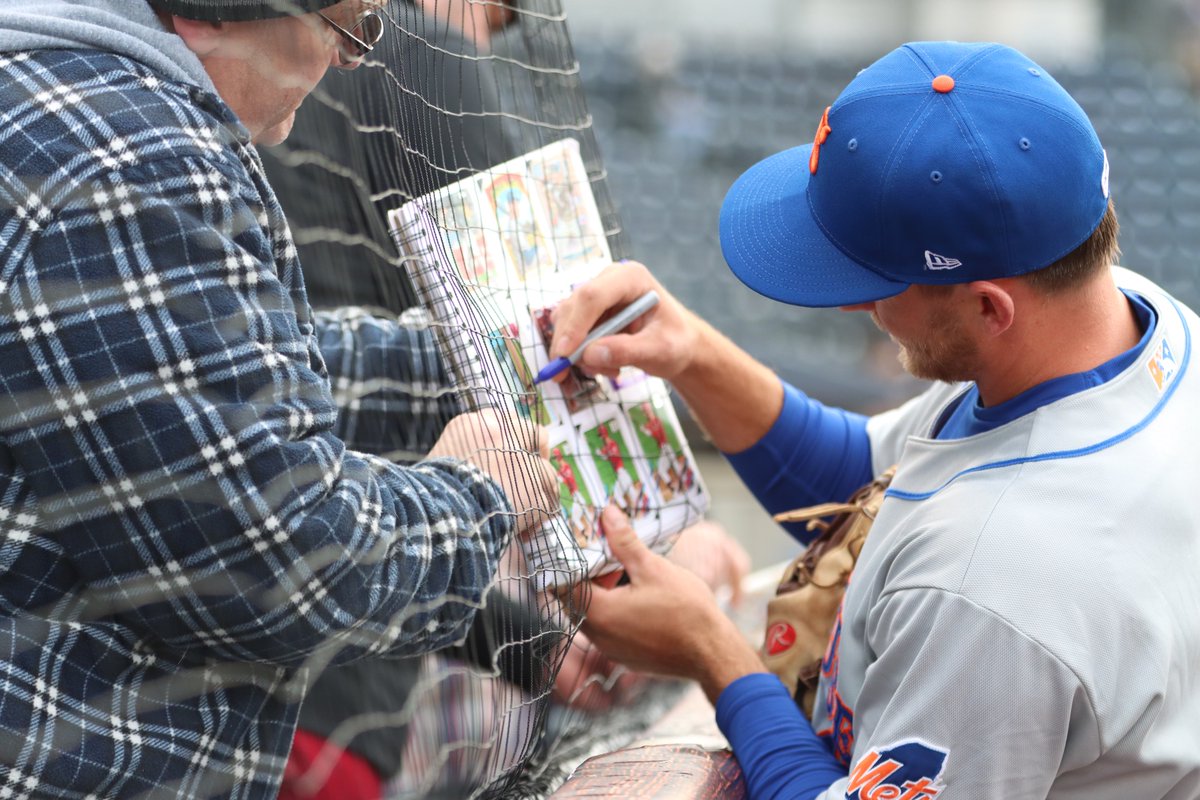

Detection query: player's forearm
(693, 614), (772, 705)
(670, 314), (785, 453)
(716, 674), (848, 800)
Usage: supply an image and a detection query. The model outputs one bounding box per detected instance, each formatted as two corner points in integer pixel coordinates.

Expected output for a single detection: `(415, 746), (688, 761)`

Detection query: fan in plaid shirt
(0, 0), (558, 797)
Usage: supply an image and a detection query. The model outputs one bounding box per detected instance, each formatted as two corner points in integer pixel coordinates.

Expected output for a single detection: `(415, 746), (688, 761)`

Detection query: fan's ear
(169, 15), (225, 57)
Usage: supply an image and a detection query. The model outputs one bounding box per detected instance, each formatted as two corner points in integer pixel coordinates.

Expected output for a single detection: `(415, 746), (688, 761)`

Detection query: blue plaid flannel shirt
(0, 49), (514, 798)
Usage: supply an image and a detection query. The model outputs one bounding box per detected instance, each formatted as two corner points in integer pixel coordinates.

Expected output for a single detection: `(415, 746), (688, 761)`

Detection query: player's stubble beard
(871, 309), (979, 384)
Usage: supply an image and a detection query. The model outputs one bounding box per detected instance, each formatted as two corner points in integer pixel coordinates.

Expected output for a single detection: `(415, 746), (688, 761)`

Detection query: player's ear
(967, 281), (1016, 338)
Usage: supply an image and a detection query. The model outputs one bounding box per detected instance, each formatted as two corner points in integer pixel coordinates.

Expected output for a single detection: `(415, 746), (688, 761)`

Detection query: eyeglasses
(318, 8), (384, 66)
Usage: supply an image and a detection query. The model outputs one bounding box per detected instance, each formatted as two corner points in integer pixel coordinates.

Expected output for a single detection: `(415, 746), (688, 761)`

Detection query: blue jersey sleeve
(724, 381), (872, 544)
(717, 674), (847, 799)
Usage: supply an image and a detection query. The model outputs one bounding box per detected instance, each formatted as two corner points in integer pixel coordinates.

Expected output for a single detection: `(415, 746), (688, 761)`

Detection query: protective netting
(10, 0), (1200, 797)
(259, 11), (1200, 795)
(255, 9), (1200, 799)
(258, 2), (704, 798)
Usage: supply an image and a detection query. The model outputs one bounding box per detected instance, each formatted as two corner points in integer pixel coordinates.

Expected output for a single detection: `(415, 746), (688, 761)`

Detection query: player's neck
(974, 273), (1141, 407)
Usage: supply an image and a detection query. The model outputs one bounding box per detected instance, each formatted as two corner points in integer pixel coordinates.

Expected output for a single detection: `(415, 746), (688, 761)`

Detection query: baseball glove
(759, 466), (897, 718)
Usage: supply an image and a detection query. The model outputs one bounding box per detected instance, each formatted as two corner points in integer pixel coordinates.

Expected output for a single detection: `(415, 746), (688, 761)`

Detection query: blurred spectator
(1171, 0), (1200, 92)
(260, 0), (517, 311)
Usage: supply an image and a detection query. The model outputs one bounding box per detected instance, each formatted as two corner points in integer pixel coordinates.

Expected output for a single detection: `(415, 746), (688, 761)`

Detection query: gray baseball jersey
(812, 268), (1200, 799)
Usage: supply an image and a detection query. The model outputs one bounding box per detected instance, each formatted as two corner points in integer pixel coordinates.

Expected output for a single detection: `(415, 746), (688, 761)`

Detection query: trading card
(548, 442), (600, 547)
(484, 322), (553, 425)
(627, 398), (696, 503)
(530, 305), (609, 413)
(580, 416), (650, 518)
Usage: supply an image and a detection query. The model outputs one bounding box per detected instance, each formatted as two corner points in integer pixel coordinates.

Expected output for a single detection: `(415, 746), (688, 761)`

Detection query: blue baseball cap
(718, 42), (1110, 308)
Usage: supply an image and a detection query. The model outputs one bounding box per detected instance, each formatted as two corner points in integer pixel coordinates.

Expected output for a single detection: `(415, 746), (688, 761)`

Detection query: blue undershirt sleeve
(717, 674), (847, 799)
(724, 380), (873, 545)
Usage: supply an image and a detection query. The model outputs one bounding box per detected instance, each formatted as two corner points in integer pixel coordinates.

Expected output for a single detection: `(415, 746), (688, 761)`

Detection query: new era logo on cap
(924, 251), (962, 271)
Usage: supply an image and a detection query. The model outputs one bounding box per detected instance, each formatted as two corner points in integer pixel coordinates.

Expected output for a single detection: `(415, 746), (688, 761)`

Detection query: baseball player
(552, 42), (1200, 798)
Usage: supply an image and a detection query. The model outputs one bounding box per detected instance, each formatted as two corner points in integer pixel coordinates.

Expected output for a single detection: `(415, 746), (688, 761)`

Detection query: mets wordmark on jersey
(845, 740), (949, 800)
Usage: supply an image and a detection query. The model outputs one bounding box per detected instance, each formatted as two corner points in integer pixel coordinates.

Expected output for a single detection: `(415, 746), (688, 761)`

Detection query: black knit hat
(154, 0), (343, 21)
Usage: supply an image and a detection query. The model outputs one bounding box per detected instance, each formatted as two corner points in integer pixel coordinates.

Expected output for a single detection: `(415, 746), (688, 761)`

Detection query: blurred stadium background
(560, 0), (1200, 568)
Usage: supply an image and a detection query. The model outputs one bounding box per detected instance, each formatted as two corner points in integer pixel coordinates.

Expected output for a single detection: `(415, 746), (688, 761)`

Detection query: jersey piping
(886, 291), (1190, 502)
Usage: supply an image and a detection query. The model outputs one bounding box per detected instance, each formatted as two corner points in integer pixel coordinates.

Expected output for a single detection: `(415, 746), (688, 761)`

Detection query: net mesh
(260, 12), (1200, 795)
(258, 2), (690, 797)
(10, 1), (1200, 797)
(13, 1), (1200, 798)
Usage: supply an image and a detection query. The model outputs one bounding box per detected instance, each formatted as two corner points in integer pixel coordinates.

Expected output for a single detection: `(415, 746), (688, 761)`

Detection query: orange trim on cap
(809, 105), (833, 174)
(932, 74), (955, 93)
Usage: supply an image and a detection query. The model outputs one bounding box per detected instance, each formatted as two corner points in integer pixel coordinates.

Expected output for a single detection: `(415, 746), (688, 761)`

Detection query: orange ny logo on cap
(809, 105), (832, 174)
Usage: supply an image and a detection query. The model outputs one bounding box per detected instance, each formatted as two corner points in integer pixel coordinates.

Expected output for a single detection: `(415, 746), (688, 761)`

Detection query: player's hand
(570, 507), (765, 702)
(427, 408), (560, 536)
(552, 630), (646, 711)
(549, 261), (702, 382)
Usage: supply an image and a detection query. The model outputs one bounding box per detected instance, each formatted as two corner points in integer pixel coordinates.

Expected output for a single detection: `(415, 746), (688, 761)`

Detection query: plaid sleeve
(0, 151), (515, 665)
(313, 307), (461, 461)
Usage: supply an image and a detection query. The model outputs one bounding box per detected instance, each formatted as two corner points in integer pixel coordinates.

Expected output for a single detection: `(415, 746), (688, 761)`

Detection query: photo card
(548, 440), (601, 548)
(525, 140), (609, 269)
(483, 321), (553, 425)
(579, 413), (650, 519)
(627, 397), (697, 504)
(530, 305), (610, 413)
(479, 170), (558, 283)
(431, 181), (509, 288)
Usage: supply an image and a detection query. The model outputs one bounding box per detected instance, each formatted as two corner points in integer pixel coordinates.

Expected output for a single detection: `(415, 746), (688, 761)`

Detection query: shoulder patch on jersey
(846, 739), (949, 800)
(1147, 336), (1178, 393)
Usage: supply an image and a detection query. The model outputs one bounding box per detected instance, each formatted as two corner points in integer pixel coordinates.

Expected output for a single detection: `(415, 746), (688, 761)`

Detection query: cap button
(932, 74), (955, 93)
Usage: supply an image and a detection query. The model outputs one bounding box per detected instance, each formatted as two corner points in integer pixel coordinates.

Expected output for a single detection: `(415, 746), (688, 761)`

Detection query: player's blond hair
(1024, 198), (1121, 294)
